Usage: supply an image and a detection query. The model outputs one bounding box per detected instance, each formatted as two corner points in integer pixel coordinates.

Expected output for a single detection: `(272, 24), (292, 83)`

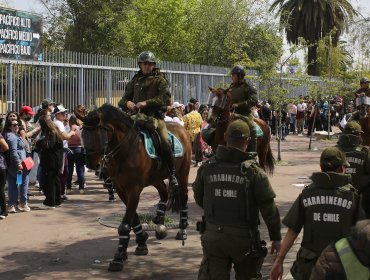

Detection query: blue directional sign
(0, 7), (42, 60)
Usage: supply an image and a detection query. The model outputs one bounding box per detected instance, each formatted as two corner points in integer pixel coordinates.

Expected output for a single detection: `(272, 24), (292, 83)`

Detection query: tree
(270, 0), (357, 76)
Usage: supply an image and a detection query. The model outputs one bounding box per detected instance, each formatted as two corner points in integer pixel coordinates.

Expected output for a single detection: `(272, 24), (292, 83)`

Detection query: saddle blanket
(254, 122), (263, 137)
(140, 130), (184, 159)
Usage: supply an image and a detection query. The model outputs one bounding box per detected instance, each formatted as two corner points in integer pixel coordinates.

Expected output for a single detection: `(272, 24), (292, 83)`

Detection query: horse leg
(108, 188), (140, 272)
(131, 212), (149, 256)
(175, 177), (189, 241)
(152, 181), (168, 240)
(108, 221), (131, 272)
(175, 205), (189, 241)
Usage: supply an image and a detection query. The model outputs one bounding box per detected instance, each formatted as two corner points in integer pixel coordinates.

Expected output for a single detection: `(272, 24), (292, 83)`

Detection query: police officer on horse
(193, 120), (281, 279)
(118, 51), (178, 188)
(270, 147), (365, 280)
(355, 77), (370, 117)
(337, 121), (370, 218)
(228, 65), (258, 153)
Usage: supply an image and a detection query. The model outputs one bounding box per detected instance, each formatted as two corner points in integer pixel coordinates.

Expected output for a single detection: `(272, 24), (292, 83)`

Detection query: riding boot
(247, 122), (257, 154)
(165, 148), (179, 188)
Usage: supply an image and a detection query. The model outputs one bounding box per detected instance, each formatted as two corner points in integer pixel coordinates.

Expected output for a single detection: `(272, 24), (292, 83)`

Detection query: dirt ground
(0, 130), (340, 280)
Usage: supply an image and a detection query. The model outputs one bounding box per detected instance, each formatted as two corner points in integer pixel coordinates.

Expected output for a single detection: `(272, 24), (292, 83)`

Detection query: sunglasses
(11, 123), (19, 127)
(360, 82), (369, 84)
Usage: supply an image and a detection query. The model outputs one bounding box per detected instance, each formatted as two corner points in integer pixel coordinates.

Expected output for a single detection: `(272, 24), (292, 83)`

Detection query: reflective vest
(202, 159), (259, 228)
(301, 185), (356, 253)
(335, 238), (370, 279)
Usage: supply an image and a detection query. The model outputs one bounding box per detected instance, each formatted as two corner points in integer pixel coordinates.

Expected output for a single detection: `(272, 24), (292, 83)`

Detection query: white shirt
(54, 119), (68, 148)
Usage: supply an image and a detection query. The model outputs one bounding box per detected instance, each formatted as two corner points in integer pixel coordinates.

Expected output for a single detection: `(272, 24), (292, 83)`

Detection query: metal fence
(0, 49), (251, 115)
(0, 49), (318, 116)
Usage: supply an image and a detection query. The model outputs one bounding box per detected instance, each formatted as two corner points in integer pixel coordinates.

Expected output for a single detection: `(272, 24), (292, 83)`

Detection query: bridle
(82, 121), (138, 167)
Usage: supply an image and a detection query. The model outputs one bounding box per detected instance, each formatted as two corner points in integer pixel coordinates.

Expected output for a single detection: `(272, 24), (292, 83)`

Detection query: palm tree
(270, 0), (357, 76)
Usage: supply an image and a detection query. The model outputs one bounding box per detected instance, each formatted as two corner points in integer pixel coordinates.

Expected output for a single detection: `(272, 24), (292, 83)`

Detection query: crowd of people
(0, 99), (86, 218)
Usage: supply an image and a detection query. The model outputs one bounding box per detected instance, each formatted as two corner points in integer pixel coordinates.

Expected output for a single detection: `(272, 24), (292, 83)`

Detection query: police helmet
(231, 65), (245, 77)
(344, 121), (363, 135)
(138, 51), (156, 64)
(360, 77), (369, 84)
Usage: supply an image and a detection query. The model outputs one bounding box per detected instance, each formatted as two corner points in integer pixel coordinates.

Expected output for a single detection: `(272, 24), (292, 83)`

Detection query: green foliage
(41, 0), (283, 72)
(270, 0), (357, 76)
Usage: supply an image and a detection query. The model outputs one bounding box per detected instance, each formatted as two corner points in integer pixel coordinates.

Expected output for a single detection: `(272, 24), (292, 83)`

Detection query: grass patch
(276, 160), (296, 166)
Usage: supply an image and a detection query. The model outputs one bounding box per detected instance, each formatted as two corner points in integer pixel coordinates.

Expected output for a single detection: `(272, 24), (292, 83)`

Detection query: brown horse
(207, 87), (275, 174)
(78, 104), (192, 272)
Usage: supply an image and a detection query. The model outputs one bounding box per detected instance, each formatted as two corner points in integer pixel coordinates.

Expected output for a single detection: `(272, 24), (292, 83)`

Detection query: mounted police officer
(193, 120), (282, 279)
(228, 65), (258, 153)
(355, 77), (370, 117)
(118, 51), (178, 188)
(270, 147), (365, 280)
(337, 121), (370, 218)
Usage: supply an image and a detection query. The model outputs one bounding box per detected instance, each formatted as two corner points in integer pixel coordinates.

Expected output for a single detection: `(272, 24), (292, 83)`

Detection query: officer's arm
(146, 78), (171, 107)
(259, 200), (282, 241)
(118, 81), (134, 109)
(192, 165), (205, 208)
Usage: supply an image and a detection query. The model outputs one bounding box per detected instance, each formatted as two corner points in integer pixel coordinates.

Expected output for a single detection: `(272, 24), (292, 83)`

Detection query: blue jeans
(67, 147), (85, 190)
(7, 168), (30, 205)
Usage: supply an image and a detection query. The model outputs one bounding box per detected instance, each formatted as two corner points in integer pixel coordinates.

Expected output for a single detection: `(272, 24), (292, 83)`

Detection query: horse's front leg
(132, 212), (149, 255)
(152, 181), (168, 240)
(108, 221), (131, 272)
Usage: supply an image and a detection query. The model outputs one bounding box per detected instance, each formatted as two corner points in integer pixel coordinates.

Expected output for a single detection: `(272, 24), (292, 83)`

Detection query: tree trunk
(307, 44), (318, 76)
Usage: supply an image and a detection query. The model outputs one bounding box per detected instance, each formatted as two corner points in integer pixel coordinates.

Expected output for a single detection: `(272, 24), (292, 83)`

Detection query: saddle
(139, 129), (184, 159)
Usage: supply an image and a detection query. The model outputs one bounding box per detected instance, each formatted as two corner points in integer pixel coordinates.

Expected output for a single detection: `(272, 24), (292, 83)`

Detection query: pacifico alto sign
(0, 7), (42, 60)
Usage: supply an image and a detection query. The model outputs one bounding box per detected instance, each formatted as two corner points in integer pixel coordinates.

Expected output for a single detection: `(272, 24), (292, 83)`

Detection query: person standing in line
(0, 133), (8, 219)
(193, 120), (281, 279)
(66, 115), (85, 194)
(35, 116), (64, 209)
(3, 118), (30, 213)
(270, 147), (365, 280)
(53, 105), (75, 201)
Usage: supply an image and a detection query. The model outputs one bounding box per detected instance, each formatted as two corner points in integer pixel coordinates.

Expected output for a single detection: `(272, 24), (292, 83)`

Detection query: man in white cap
(53, 104), (75, 201)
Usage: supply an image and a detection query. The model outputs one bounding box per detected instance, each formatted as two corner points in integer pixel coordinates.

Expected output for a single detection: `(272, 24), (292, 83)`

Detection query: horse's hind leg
(175, 176), (189, 241)
(132, 212), (149, 256)
(152, 181), (168, 240)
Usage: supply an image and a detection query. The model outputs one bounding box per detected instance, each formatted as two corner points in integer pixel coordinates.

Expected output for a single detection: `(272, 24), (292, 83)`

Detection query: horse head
(77, 104), (134, 170)
(207, 86), (231, 124)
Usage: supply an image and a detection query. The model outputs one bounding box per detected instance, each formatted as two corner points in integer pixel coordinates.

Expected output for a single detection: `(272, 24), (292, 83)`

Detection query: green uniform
(337, 134), (370, 217)
(229, 80), (258, 153)
(283, 172), (364, 280)
(118, 68), (178, 186)
(193, 145), (281, 280)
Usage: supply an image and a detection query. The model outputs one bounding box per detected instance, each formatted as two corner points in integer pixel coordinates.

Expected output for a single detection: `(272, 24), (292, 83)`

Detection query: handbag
(21, 157), (34, 171)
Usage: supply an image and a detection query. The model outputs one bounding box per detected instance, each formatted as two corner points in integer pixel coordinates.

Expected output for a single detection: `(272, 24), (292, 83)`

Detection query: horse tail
(167, 186), (181, 213)
(265, 144), (275, 175)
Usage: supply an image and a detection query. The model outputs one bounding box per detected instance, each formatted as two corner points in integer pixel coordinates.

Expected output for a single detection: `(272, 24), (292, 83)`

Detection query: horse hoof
(108, 260), (124, 272)
(175, 230), (187, 241)
(155, 229), (167, 240)
(155, 224), (167, 240)
(134, 246), (148, 256)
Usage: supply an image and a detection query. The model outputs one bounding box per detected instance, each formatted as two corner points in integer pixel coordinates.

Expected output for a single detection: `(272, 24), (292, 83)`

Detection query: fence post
(78, 67), (85, 105)
(7, 63), (14, 111)
(46, 65), (52, 99)
(197, 75), (201, 103)
(106, 69), (112, 104)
